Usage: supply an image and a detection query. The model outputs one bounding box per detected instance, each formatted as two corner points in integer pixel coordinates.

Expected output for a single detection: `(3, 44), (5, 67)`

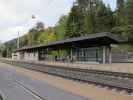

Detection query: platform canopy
(17, 32), (126, 51)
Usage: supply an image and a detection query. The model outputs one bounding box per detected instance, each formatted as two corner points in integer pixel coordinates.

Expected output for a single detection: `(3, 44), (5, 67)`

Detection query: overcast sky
(0, 0), (116, 43)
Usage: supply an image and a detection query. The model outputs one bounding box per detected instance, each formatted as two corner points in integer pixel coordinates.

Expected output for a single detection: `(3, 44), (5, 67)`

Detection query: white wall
(24, 51), (39, 61)
(13, 51), (39, 61)
(12, 52), (21, 60)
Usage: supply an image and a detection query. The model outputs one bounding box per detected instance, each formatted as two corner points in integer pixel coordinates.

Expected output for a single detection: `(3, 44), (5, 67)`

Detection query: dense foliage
(3, 0), (133, 57)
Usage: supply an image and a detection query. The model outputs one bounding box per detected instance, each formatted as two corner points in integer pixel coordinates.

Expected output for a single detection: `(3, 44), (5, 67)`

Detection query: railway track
(15, 80), (46, 100)
(1, 59), (133, 93)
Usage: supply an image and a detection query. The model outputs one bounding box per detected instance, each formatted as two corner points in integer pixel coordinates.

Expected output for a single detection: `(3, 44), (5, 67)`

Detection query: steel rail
(15, 80), (46, 100)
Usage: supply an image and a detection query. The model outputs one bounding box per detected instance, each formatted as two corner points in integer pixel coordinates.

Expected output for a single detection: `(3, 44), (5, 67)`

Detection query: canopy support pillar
(103, 46), (106, 64)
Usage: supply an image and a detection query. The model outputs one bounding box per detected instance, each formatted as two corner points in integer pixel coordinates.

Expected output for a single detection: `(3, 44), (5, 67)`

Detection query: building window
(74, 47), (103, 63)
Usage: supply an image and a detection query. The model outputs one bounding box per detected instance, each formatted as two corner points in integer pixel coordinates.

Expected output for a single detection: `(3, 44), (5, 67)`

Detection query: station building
(14, 32), (125, 64)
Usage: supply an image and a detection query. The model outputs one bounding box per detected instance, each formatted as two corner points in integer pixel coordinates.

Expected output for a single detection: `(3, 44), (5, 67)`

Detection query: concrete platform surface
(3, 59), (133, 73)
(36, 61), (133, 74)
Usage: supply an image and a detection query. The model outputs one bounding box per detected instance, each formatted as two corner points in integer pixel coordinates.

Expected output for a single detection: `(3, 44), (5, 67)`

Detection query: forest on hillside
(1, 0), (133, 57)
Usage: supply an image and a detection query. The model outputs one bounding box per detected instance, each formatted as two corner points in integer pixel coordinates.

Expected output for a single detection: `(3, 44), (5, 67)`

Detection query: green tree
(65, 5), (85, 38)
(123, 0), (133, 36)
(37, 28), (57, 44)
(76, 0), (98, 34)
(27, 22), (45, 45)
(111, 0), (125, 35)
(84, 12), (95, 33)
(125, 0), (133, 25)
(116, 0), (125, 25)
(76, 0), (98, 12)
(20, 35), (28, 47)
(95, 2), (114, 32)
(54, 15), (68, 40)
(0, 42), (5, 57)
(35, 22), (45, 31)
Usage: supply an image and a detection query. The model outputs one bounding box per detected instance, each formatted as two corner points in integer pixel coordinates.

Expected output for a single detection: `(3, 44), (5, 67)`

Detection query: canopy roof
(17, 32), (126, 51)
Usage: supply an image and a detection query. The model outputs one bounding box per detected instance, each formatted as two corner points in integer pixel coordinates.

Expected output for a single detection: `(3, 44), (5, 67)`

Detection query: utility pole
(17, 32), (20, 49)
(6, 48), (8, 58)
